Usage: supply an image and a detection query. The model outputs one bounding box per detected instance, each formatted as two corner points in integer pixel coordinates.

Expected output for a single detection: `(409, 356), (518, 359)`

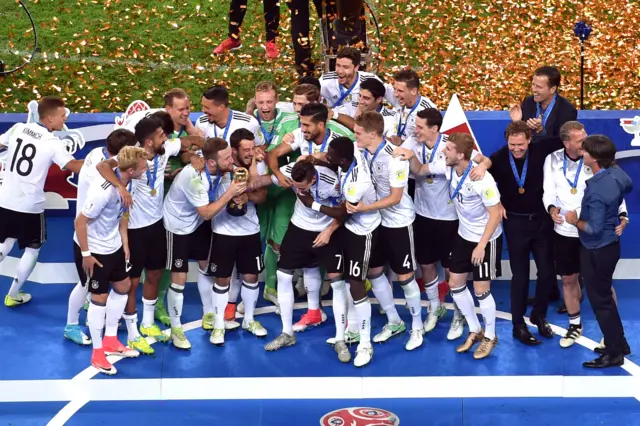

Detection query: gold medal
(570, 187), (577, 194)
(123, 211), (130, 220)
(426, 177), (434, 184)
(518, 187), (525, 194)
(448, 199), (453, 204)
(150, 188), (157, 196)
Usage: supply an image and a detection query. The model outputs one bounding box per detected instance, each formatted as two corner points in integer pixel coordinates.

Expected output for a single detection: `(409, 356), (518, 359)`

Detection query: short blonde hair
(117, 146), (147, 172)
(255, 81), (277, 95)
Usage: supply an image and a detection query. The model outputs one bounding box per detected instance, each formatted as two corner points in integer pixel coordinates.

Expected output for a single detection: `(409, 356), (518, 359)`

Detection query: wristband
(81, 251), (91, 257)
(311, 202), (322, 212)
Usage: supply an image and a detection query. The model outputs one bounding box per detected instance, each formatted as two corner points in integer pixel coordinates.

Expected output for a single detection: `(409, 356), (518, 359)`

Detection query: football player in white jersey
(263, 160), (346, 352)
(345, 112), (424, 351)
(388, 69), (437, 146)
(96, 116), (206, 353)
(0, 97), (84, 307)
(267, 103), (342, 187)
(64, 129), (137, 346)
(320, 47), (395, 109)
(196, 85), (265, 146)
(163, 138), (245, 349)
(331, 78), (398, 136)
(326, 136), (381, 367)
(397, 133), (503, 359)
(408, 109), (489, 339)
(209, 129), (269, 346)
(74, 146), (148, 375)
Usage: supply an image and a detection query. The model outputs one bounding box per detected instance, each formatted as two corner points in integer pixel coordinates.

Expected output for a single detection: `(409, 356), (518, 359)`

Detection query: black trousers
(285, 0), (335, 75)
(229, 0), (280, 42)
(504, 213), (556, 325)
(580, 242), (626, 357)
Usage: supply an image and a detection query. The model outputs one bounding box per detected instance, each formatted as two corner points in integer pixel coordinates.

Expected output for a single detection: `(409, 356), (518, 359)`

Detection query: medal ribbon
(308, 129), (331, 156)
(397, 96), (421, 137)
(448, 160), (473, 202)
(204, 166), (222, 203)
(257, 109), (280, 146)
(563, 152), (583, 191)
(146, 155), (159, 193)
(334, 72), (359, 107)
(340, 160), (357, 200)
(509, 150), (529, 190)
(363, 140), (386, 176)
(115, 168), (132, 216)
(214, 110), (234, 141)
(535, 94), (557, 136)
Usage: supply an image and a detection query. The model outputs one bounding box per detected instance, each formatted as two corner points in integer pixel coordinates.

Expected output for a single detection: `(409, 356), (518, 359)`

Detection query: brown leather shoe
(456, 330), (484, 353)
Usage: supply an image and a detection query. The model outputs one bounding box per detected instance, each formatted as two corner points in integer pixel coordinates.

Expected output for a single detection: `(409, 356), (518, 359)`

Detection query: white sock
(345, 283), (359, 334)
(451, 286), (481, 333)
(330, 279), (347, 341)
(87, 300), (106, 349)
(141, 297), (156, 328)
(8, 247), (39, 298)
(228, 268), (242, 304)
(369, 274), (401, 324)
(425, 277), (440, 312)
(303, 267), (322, 310)
(400, 277), (423, 331)
(0, 238), (16, 263)
(123, 311), (140, 341)
(569, 311), (581, 326)
(105, 290), (128, 337)
(476, 290), (496, 340)
(241, 280), (260, 323)
(66, 281), (89, 325)
(276, 270), (294, 335)
(167, 283), (184, 328)
(197, 271), (214, 316)
(354, 296), (372, 345)
(212, 283), (229, 329)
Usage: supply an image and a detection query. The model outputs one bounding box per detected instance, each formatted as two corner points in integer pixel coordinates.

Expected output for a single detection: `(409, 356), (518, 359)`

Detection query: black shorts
(166, 220), (212, 273)
(369, 224), (416, 275)
(0, 207), (46, 250)
(449, 234), (503, 282)
(339, 226), (379, 282)
(128, 219), (167, 278)
(278, 223), (342, 273)
(73, 243), (129, 295)
(413, 215), (458, 268)
(554, 232), (581, 276)
(208, 232), (264, 278)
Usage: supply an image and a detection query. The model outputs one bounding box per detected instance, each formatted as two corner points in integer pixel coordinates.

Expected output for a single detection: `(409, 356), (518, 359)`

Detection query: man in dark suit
(510, 66), (578, 143)
(510, 65), (578, 308)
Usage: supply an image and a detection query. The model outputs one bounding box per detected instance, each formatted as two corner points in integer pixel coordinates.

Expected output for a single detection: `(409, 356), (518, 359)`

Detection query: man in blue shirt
(565, 135), (632, 368)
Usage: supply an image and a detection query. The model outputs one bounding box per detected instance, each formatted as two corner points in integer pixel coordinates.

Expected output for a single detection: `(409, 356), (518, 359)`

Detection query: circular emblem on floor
(320, 407), (400, 425)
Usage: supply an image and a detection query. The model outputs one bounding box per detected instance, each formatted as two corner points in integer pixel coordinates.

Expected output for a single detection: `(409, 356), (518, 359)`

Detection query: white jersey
(288, 128), (342, 156)
(334, 102), (398, 136)
(411, 134), (456, 221)
(163, 165), (211, 235)
(114, 108), (164, 132)
(73, 176), (126, 255)
(341, 149), (381, 235)
(429, 161), (502, 243)
(363, 140), (415, 228)
(275, 101), (295, 113)
(543, 148), (627, 238)
(212, 163), (267, 236)
(392, 96), (437, 140)
(0, 122), (74, 214)
(76, 146), (109, 219)
(196, 110), (265, 146)
(274, 163), (340, 232)
(128, 139), (182, 229)
(320, 71), (395, 108)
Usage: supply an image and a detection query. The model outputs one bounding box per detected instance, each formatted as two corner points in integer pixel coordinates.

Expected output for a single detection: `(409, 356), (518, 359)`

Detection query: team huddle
(0, 47), (507, 374)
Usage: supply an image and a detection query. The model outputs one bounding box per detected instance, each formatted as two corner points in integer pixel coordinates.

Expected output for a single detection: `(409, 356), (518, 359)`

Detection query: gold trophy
(226, 167), (249, 217)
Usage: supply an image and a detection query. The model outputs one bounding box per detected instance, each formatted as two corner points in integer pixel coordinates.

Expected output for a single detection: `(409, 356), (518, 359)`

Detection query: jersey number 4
(10, 138), (36, 177)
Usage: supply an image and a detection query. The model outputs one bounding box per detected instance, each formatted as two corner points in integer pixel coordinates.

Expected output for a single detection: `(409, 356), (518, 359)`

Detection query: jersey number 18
(10, 138), (37, 177)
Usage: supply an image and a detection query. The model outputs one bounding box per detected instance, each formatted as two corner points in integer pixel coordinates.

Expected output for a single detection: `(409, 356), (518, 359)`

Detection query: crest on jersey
(26, 100), (87, 210)
(174, 259), (183, 268)
(115, 100), (151, 126)
(320, 407), (399, 426)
